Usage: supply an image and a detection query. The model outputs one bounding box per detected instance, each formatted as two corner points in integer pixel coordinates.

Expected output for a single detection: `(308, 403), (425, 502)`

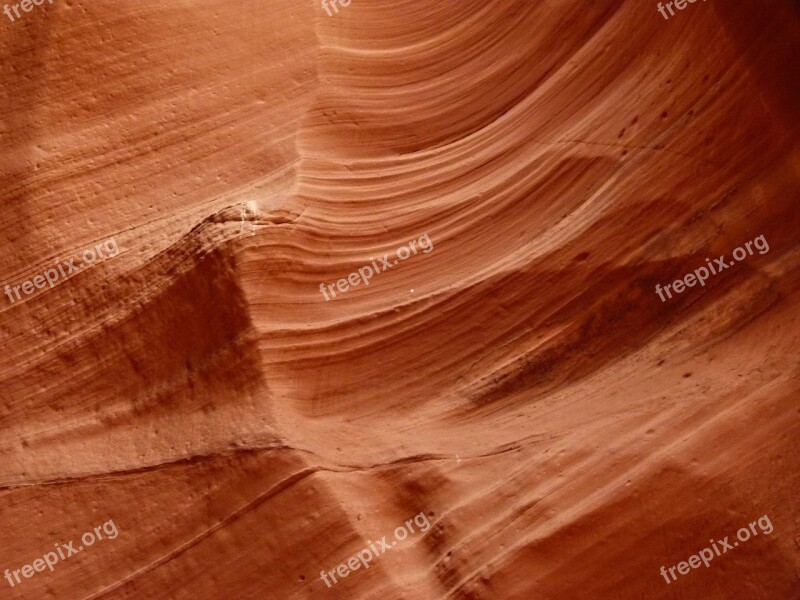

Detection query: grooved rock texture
(0, 1), (798, 599)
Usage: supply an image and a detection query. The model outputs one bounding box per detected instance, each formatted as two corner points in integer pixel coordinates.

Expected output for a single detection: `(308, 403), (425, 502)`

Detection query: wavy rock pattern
(0, 0), (798, 599)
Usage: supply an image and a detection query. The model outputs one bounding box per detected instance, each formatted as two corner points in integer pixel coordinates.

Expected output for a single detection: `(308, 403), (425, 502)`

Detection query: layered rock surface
(0, 0), (798, 598)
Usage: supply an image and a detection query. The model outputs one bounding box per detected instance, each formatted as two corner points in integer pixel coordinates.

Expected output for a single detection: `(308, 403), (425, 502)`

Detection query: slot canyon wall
(0, 0), (798, 598)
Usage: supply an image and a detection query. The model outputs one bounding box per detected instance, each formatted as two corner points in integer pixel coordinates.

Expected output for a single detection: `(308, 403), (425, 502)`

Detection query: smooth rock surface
(0, 1), (798, 598)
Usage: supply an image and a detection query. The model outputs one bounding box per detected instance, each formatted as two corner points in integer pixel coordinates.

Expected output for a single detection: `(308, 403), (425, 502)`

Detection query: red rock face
(0, 1), (798, 598)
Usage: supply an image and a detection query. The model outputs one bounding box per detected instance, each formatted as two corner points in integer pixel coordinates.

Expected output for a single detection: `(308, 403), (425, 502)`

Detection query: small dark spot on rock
(683, 372), (692, 378)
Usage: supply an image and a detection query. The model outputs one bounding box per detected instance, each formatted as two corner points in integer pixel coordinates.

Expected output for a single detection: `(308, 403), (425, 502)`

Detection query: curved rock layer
(0, 0), (798, 599)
